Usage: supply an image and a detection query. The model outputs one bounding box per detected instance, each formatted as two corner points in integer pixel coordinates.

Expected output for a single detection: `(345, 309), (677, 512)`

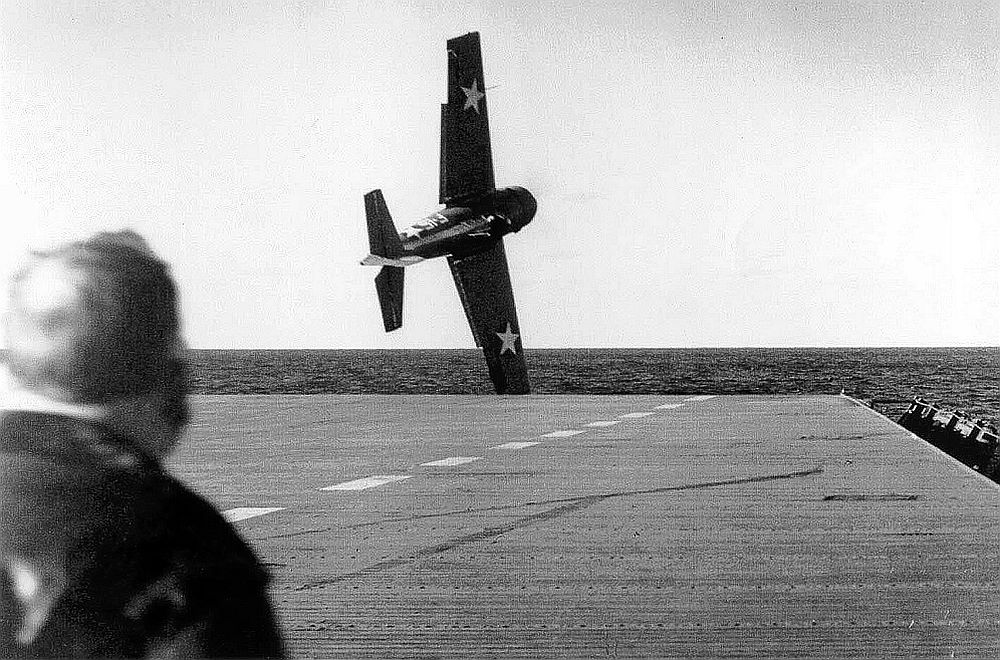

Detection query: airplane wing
(447, 240), (530, 394)
(440, 32), (495, 205)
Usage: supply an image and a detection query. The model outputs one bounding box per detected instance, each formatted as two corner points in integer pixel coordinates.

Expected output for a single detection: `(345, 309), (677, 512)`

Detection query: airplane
(360, 32), (537, 395)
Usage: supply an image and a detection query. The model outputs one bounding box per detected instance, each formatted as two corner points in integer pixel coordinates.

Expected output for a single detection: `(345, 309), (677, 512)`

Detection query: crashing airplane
(361, 32), (537, 394)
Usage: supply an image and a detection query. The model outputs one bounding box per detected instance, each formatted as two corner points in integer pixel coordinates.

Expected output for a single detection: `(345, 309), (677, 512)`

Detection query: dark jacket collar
(0, 411), (158, 472)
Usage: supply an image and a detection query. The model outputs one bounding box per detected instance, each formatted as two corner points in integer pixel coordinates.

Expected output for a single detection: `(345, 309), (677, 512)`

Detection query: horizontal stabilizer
(361, 254), (425, 267)
(375, 266), (404, 332)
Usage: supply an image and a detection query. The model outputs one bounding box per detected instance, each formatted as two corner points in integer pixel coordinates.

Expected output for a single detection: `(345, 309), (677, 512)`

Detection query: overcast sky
(1, 1), (997, 348)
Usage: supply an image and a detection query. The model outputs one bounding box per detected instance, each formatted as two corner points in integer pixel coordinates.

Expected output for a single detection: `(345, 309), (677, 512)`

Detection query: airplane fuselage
(399, 186), (536, 261)
(360, 32), (535, 393)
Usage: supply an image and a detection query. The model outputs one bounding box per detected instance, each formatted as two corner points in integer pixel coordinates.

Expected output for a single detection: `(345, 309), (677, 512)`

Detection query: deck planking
(169, 394), (1000, 658)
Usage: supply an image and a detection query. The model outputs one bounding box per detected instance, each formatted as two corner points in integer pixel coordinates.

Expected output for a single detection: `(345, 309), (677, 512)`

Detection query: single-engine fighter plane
(361, 32), (537, 394)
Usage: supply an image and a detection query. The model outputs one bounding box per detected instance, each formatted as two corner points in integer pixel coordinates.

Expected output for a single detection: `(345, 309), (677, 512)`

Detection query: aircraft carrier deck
(169, 394), (1000, 658)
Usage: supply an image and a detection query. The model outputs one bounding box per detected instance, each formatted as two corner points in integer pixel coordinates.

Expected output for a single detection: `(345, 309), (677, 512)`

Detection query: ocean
(185, 347), (1000, 420)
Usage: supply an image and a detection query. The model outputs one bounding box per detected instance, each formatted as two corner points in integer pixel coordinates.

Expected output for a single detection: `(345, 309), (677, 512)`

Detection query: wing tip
(448, 31), (480, 45)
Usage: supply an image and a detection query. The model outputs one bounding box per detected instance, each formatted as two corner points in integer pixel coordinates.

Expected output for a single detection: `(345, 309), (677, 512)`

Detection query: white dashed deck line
(421, 456), (482, 467)
(492, 441), (540, 450)
(656, 403), (685, 410)
(586, 421), (621, 428)
(320, 475), (412, 491)
(684, 395), (716, 402)
(541, 430), (586, 438)
(619, 412), (655, 419)
(222, 507), (284, 523)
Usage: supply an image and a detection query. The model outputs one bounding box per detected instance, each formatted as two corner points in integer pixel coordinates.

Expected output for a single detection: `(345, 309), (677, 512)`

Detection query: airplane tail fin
(375, 265), (404, 332)
(365, 189), (404, 259)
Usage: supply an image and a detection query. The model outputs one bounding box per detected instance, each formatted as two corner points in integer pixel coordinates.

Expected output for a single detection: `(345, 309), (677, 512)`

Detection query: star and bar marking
(461, 79), (485, 113)
(497, 322), (519, 354)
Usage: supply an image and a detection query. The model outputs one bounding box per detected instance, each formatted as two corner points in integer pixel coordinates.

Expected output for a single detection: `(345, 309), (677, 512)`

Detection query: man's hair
(4, 230), (182, 403)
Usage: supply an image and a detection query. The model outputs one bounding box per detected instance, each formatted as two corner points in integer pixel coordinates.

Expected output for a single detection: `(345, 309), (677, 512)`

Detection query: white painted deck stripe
(320, 475), (412, 491)
(620, 412), (655, 419)
(492, 441), (540, 450)
(222, 507), (284, 522)
(421, 456), (482, 467)
(541, 429), (586, 438)
(586, 421), (621, 427)
(684, 395), (716, 402)
(656, 403), (685, 410)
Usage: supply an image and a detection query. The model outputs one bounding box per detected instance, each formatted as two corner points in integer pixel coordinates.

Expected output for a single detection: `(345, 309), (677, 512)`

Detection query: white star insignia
(496, 322), (519, 355)
(461, 79), (485, 114)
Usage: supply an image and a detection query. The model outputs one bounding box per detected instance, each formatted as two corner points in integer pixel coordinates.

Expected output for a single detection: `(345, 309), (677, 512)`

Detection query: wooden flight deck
(169, 394), (1000, 658)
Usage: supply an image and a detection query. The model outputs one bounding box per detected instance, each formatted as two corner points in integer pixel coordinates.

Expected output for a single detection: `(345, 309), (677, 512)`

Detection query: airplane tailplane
(375, 266), (404, 332)
(365, 189), (404, 258)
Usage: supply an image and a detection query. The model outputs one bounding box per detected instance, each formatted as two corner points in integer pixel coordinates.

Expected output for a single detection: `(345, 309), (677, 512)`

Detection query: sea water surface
(186, 347), (1000, 420)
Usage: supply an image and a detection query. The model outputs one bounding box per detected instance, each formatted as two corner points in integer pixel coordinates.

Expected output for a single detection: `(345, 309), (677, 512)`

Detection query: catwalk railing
(897, 397), (1000, 482)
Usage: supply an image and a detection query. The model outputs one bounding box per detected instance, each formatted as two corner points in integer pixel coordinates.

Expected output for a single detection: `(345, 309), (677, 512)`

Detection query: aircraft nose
(511, 186), (536, 227)
(521, 188), (537, 222)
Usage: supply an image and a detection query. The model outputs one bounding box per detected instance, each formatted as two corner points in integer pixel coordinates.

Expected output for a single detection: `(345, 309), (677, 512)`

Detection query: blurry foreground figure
(0, 231), (284, 658)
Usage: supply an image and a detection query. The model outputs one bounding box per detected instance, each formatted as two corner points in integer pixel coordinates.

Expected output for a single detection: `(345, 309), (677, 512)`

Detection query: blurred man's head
(3, 230), (188, 453)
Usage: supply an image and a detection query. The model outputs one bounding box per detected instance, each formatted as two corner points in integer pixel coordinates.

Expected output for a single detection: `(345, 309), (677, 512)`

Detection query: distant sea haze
(185, 348), (1000, 419)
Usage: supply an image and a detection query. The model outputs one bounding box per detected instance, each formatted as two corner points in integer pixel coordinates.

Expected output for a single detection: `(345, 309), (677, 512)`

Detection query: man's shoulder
(0, 412), (285, 657)
(0, 411), (264, 577)
(0, 413), (149, 556)
(141, 471), (267, 578)
(120, 462), (284, 657)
